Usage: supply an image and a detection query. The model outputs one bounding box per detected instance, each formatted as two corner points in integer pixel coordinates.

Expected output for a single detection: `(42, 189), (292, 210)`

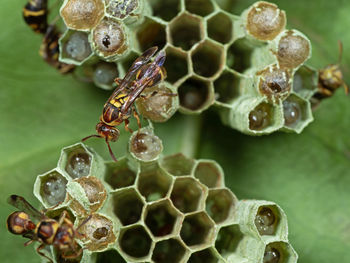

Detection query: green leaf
(1, 0), (350, 262)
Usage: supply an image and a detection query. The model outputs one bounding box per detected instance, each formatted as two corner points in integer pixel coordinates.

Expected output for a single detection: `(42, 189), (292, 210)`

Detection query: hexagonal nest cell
(254, 205), (281, 236)
(137, 167), (172, 202)
(60, 30), (92, 65)
(105, 159), (137, 189)
(215, 225), (244, 257)
(112, 188), (144, 226)
(194, 161), (223, 188)
(63, 146), (92, 179)
(170, 177), (205, 213)
(178, 77), (213, 112)
(136, 17), (166, 51)
(292, 65), (318, 99)
(206, 188), (237, 224)
(148, 0), (181, 21)
(191, 40), (224, 78)
(207, 12), (233, 44)
(283, 95), (310, 129)
(163, 46), (189, 84)
(214, 70), (240, 103)
(180, 212), (215, 247)
(145, 200), (181, 238)
(39, 170), (68, 207)
(95, 249), (126, 263)
(188, 247), (221, 263)
(130, 130), (163, 162)
(119, 225), (152, 259)
(152, 238), (187, 263)
(226, 39), (254, 73)
(169, 13), (203, 51)
(160, 153), (195, 176)
(263, 241), (297, 263)
(248, 102), (275, 131)
(185, 0), (214, 17)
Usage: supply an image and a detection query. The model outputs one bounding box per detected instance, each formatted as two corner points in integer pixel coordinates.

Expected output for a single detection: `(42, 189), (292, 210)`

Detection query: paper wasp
(39, 24), (75, 74)
(82, 46), (172, 162)
(6, 195), (89, 262)
(313, 41), (349, 102)
(23, 0), (48, 34)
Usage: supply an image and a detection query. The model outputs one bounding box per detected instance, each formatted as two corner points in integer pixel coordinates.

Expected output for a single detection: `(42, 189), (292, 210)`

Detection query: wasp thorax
(320, 65), (343, 89)
(93, 18), (127, 58)
(264, 245), (281, 263)
(258, 66), (291, 101)
(249, 103), (273, 131)
(136, 85), (178, 122)
(246, 2), (286, 41)
(255, 207), (277, 235)
(130, 131), (163, 161)
(63, 32), (92, 62)
(283, 100), (301, 127)
(93, 62), (119, 88)
(277, 31), (310, 69)
(60, 0), (105, 30)
(65, 151), (91, 179)
(40, 171), (68, 206)
(106, 0), (139, 19)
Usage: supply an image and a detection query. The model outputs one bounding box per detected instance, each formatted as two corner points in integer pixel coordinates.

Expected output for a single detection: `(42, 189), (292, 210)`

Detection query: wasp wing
(7, 195), (46, 222)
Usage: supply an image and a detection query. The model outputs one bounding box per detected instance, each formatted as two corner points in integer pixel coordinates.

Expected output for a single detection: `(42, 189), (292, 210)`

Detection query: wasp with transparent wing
(82, 46), (173, 162)
(6, 195), (89, 263)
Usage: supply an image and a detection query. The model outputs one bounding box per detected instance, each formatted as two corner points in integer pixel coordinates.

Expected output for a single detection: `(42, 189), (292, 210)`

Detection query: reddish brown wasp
(313, 41), (349, 102)
(6, 195), (90, 263)
(82, 46), (170, 162)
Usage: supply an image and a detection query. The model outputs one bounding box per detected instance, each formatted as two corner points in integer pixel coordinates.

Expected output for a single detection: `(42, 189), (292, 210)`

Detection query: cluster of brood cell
(33, 127), (297, 263)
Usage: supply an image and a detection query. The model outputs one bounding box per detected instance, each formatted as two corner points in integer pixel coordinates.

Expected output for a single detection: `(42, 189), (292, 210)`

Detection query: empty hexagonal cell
(188, 247), (221, 263)
(214, 70), (240, 103)
(245, 2), (286, 41)
(148, 0), (181, 21)
(292, 65), (318, 99)
(161, 153), (195, 176)
(248, 102), (274, 131)
(283, 94), (312, 132)
(258, 65), (291, 101)
(136, 17), (166, 51)
(119, 225), (152, 259)
(95, 249), (126, 263)
(38, 170), (68, 207)
(152, 238), (187, 263)
(92, 61), (119, 90)
(73, 176), (107, 212)
(129, 128), (163, 162)
(136, 84), (178, 122)
(60, 0), (105, 30)
(137, 166), (172, 202)
(63, 145), (92, 179)
(112, 188), (144, 226)
(277, 30), (311, 69)
(178, 77), (214, 112)
(226, 39), (254, 73)
(254, 205), (281, 236)
(194, 161), (224, 188)
(92, 18), (128, 60)
(78, 213), (116, 251)
(145, 200), (182, 238)
(215, 225), (243, 257)
(59, 30), (92, 65)
(206, 188), (237, 224)
(263, 242), (297, 263)
(214, 0), (236, 13)
(170, 13), (203, 51)
(185, 0), (214, 17)
(180, 212), (215, 247)
(163, 46), (189, 84)
(192, 40), (224, 78)
(207, 12), (233, 44)
(105, 0), (139, 19)
(105, 159), (137, 189)
(170, 177), (205, 213)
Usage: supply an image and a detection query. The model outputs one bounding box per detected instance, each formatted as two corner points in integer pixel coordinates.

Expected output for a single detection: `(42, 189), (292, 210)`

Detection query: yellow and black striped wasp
(6, 195), (89, 262)
(82, 46), (169, 162)
(22, 0), (48, 34)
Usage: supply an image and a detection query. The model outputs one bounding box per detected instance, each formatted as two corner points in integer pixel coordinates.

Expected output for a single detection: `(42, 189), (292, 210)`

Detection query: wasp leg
(36, 243), (53, 263)
(132, 107), (142, 131)
(124, 119), (134, 133)
(114, 77), (122, 85)
(62, 243), (83, 260)
(318, 86), (333, 97)
(24, 239), (34, 247)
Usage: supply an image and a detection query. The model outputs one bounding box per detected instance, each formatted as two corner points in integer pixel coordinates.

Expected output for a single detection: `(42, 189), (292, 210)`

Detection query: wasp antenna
(337, 40), (343, 64)
(105, 138), (118, 162)
(76, 215), (92, 231)
(81, 134), (101, 142)
(344, 82), (349, 95)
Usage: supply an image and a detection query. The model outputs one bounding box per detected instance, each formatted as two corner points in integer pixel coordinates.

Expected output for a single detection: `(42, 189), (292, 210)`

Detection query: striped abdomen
(22, 0), (48, 34)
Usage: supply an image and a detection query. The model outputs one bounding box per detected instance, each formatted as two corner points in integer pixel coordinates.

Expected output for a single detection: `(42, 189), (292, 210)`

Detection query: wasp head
(96, 122), (120, 142)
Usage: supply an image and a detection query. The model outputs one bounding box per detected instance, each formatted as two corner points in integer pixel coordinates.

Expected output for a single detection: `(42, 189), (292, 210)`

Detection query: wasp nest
(32, 131), (297, 262)
(56, 0), (317, 133)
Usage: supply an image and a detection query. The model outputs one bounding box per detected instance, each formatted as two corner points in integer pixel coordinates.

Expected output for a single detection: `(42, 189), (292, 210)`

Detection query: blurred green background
(1, 0), (350, 262)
